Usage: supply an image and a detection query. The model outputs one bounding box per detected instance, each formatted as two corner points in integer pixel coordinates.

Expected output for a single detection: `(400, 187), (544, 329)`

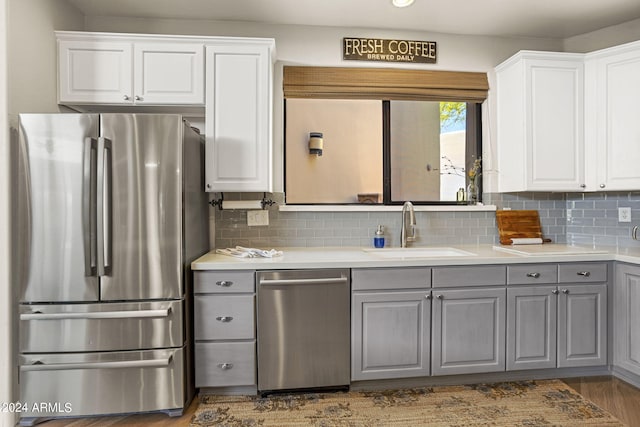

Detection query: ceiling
(67, 0), (640, 39)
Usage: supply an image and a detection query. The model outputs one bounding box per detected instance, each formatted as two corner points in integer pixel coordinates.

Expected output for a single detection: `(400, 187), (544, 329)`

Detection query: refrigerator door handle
(20, 308), (172, 321)
(83, 137), (98, 277)
(20, 356), (173, 372)
(96, 137), (113, 277)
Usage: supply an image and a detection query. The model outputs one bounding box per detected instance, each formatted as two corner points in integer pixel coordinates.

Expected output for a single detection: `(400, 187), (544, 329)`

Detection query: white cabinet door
(614, 264), (640, 376)
(58, 39), (133, 104)
(431, 288), (505, 375)
(133, 43), (204, 105)
(593, 45), (640, 191)
(506, 286), (557, 371)
(352, 291), (430, 380)
(557, 284), (607, 368)
(205, 42), (273, 192)
(496, 53), (585, 192)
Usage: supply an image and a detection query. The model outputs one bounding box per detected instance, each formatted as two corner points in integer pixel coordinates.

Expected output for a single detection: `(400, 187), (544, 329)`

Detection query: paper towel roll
(511, 238), (543, 245)
(221, 200), (263, 210)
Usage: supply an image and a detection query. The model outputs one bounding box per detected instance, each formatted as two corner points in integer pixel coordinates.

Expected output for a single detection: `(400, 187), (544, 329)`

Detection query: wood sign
(343, 37), (437, 64)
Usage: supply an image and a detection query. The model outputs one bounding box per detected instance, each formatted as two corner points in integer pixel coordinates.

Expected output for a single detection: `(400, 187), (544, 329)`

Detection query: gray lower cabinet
(351, 290), (431, 380)
(614, 263), (640, 376)
(194, 270), (256, 388)
(506, 263), (608, 371)
(351, 267), (431, 381)
(431, 287), (506, 375)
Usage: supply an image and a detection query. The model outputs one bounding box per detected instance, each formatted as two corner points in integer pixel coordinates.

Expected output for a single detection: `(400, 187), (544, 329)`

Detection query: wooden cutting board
(496, 210), (544, 245)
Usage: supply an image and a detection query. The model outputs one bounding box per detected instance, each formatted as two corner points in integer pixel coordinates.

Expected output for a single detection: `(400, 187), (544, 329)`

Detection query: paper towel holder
(209, 193), (275, 210)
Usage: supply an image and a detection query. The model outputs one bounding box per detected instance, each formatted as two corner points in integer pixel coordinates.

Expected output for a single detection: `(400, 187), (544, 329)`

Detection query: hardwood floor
(563, 376), (640, 427)
(35, 376), (640, 426)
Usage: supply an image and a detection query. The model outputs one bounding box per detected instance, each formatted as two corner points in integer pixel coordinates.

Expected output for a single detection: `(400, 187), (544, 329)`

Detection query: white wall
(564, 18), (640, 53)
(84, 16), (565, 193)
(0, 0), (11, 424)
(8, 0), (84, 126)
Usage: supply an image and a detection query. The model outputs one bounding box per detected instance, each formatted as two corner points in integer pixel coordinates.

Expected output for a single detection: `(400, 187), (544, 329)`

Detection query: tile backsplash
(212, 192), (578, 249)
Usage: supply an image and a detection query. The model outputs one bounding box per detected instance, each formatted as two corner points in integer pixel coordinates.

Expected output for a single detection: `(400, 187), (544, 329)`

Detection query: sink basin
(363, 247), (476, 258)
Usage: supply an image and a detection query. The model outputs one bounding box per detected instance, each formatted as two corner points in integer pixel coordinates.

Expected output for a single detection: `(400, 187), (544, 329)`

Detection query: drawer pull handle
(218, 363), (233, 370)
(216, 281), (233, 287)
(577, 271), (591, 277)
(562, 289), (569, 294)
(552, 289), (559, 295)
(215, 316), (233, 322)
(526, 272), (541, 278)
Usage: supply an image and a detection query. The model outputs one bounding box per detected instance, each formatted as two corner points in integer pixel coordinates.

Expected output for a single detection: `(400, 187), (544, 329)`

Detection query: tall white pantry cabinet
(57, 32), (276, 193)
(496, 39), (640, 192)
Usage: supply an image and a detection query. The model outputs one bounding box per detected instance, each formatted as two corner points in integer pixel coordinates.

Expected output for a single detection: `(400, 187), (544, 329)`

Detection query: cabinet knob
(217, 363), (233, 370)
(552, 289), (559, 295)
(580, 184), (586, 188)
(215, 316), (233, 322)
(134, 95), (142, 101)
(436, 294), (443, 300)
(123, 95), (130, 101)
(562, 289), (569, 294)
(425, 294), (432, 300)
(600, 184), (606, 188)
(526, 272), (541, 278)
(577, 271), (591, 277)
(216, 281), (233, 287)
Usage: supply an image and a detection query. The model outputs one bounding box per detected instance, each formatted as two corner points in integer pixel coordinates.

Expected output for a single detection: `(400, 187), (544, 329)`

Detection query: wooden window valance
(283, 66), (489, 102)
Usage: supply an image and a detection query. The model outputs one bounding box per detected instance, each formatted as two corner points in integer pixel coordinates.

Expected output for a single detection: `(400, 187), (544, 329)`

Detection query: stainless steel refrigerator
(14, 114), (209, 425)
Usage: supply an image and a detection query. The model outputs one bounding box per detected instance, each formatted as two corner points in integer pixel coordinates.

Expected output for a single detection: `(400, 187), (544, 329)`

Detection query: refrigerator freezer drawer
(19, 300), (183, 353)
(19, 347), (185, 419)
(195, 341), (256, 387)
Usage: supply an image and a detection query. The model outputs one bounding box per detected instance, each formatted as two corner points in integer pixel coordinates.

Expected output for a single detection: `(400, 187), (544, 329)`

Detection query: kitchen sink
(363, 247), (477, 258)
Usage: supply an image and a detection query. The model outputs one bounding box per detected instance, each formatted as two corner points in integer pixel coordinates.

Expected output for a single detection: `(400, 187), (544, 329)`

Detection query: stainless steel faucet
(400, 201), (416, 248)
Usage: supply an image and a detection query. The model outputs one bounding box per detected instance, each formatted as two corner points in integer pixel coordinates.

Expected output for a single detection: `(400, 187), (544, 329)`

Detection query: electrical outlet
(247, 210), (269, 226)
(619, 207), (632, 223)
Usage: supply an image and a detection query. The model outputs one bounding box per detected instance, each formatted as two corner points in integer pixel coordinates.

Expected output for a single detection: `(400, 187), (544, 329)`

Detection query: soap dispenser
(374, 225), (385, 248)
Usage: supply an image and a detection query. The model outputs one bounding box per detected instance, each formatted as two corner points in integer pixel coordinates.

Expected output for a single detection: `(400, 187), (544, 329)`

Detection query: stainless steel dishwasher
(257, 269), (350, 392)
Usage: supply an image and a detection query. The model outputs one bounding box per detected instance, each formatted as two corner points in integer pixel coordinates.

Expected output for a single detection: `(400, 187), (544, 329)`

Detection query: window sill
(278, 204), (497, 213)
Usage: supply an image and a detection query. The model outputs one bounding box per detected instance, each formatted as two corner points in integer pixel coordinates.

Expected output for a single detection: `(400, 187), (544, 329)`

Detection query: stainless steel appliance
(14, 114), (209, 425)
(256, 269), (350, 392)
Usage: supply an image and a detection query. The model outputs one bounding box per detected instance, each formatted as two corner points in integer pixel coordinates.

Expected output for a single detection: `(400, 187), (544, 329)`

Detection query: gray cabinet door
(506, 286), (557, 370)
(557, 283), (607, 367)
(352, 291), (430, 380)
(614, 264), (640, 375)
(432, 288), (506, 375)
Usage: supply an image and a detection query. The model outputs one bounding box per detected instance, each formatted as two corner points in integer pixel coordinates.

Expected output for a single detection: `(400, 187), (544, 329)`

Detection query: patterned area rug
(191, 380), (624, 426)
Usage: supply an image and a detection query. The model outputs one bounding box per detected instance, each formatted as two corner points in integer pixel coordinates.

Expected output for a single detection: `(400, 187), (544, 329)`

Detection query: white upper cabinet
(57, 32), (204, 106)
(204, 40), (275, 192)
(496, 52), (585, 192)
(588, 42), (640, 191)
(496, 40), (640, 192)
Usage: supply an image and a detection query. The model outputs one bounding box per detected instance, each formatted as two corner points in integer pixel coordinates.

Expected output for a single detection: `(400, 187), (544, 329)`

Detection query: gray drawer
(194, 270), (255, 293)
(432, 265), (506, 287)
(195, 341), (256, 387)
(351, 267), (431, 290)
(195, 295), (255, 340)
(558, 263), (607, 283)
(507, 264), (558, 285)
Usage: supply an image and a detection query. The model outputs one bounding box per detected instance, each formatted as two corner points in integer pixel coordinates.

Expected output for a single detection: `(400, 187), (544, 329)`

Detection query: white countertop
(191, 244), (640, 270)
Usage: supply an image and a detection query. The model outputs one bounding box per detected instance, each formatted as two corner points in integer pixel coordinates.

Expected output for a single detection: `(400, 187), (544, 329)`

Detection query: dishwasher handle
(259, 277), (348, 286)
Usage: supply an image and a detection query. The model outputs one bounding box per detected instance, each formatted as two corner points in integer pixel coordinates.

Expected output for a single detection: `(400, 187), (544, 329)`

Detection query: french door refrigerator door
(99, 114), (183, 301)
(16, 114), (100, 303)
